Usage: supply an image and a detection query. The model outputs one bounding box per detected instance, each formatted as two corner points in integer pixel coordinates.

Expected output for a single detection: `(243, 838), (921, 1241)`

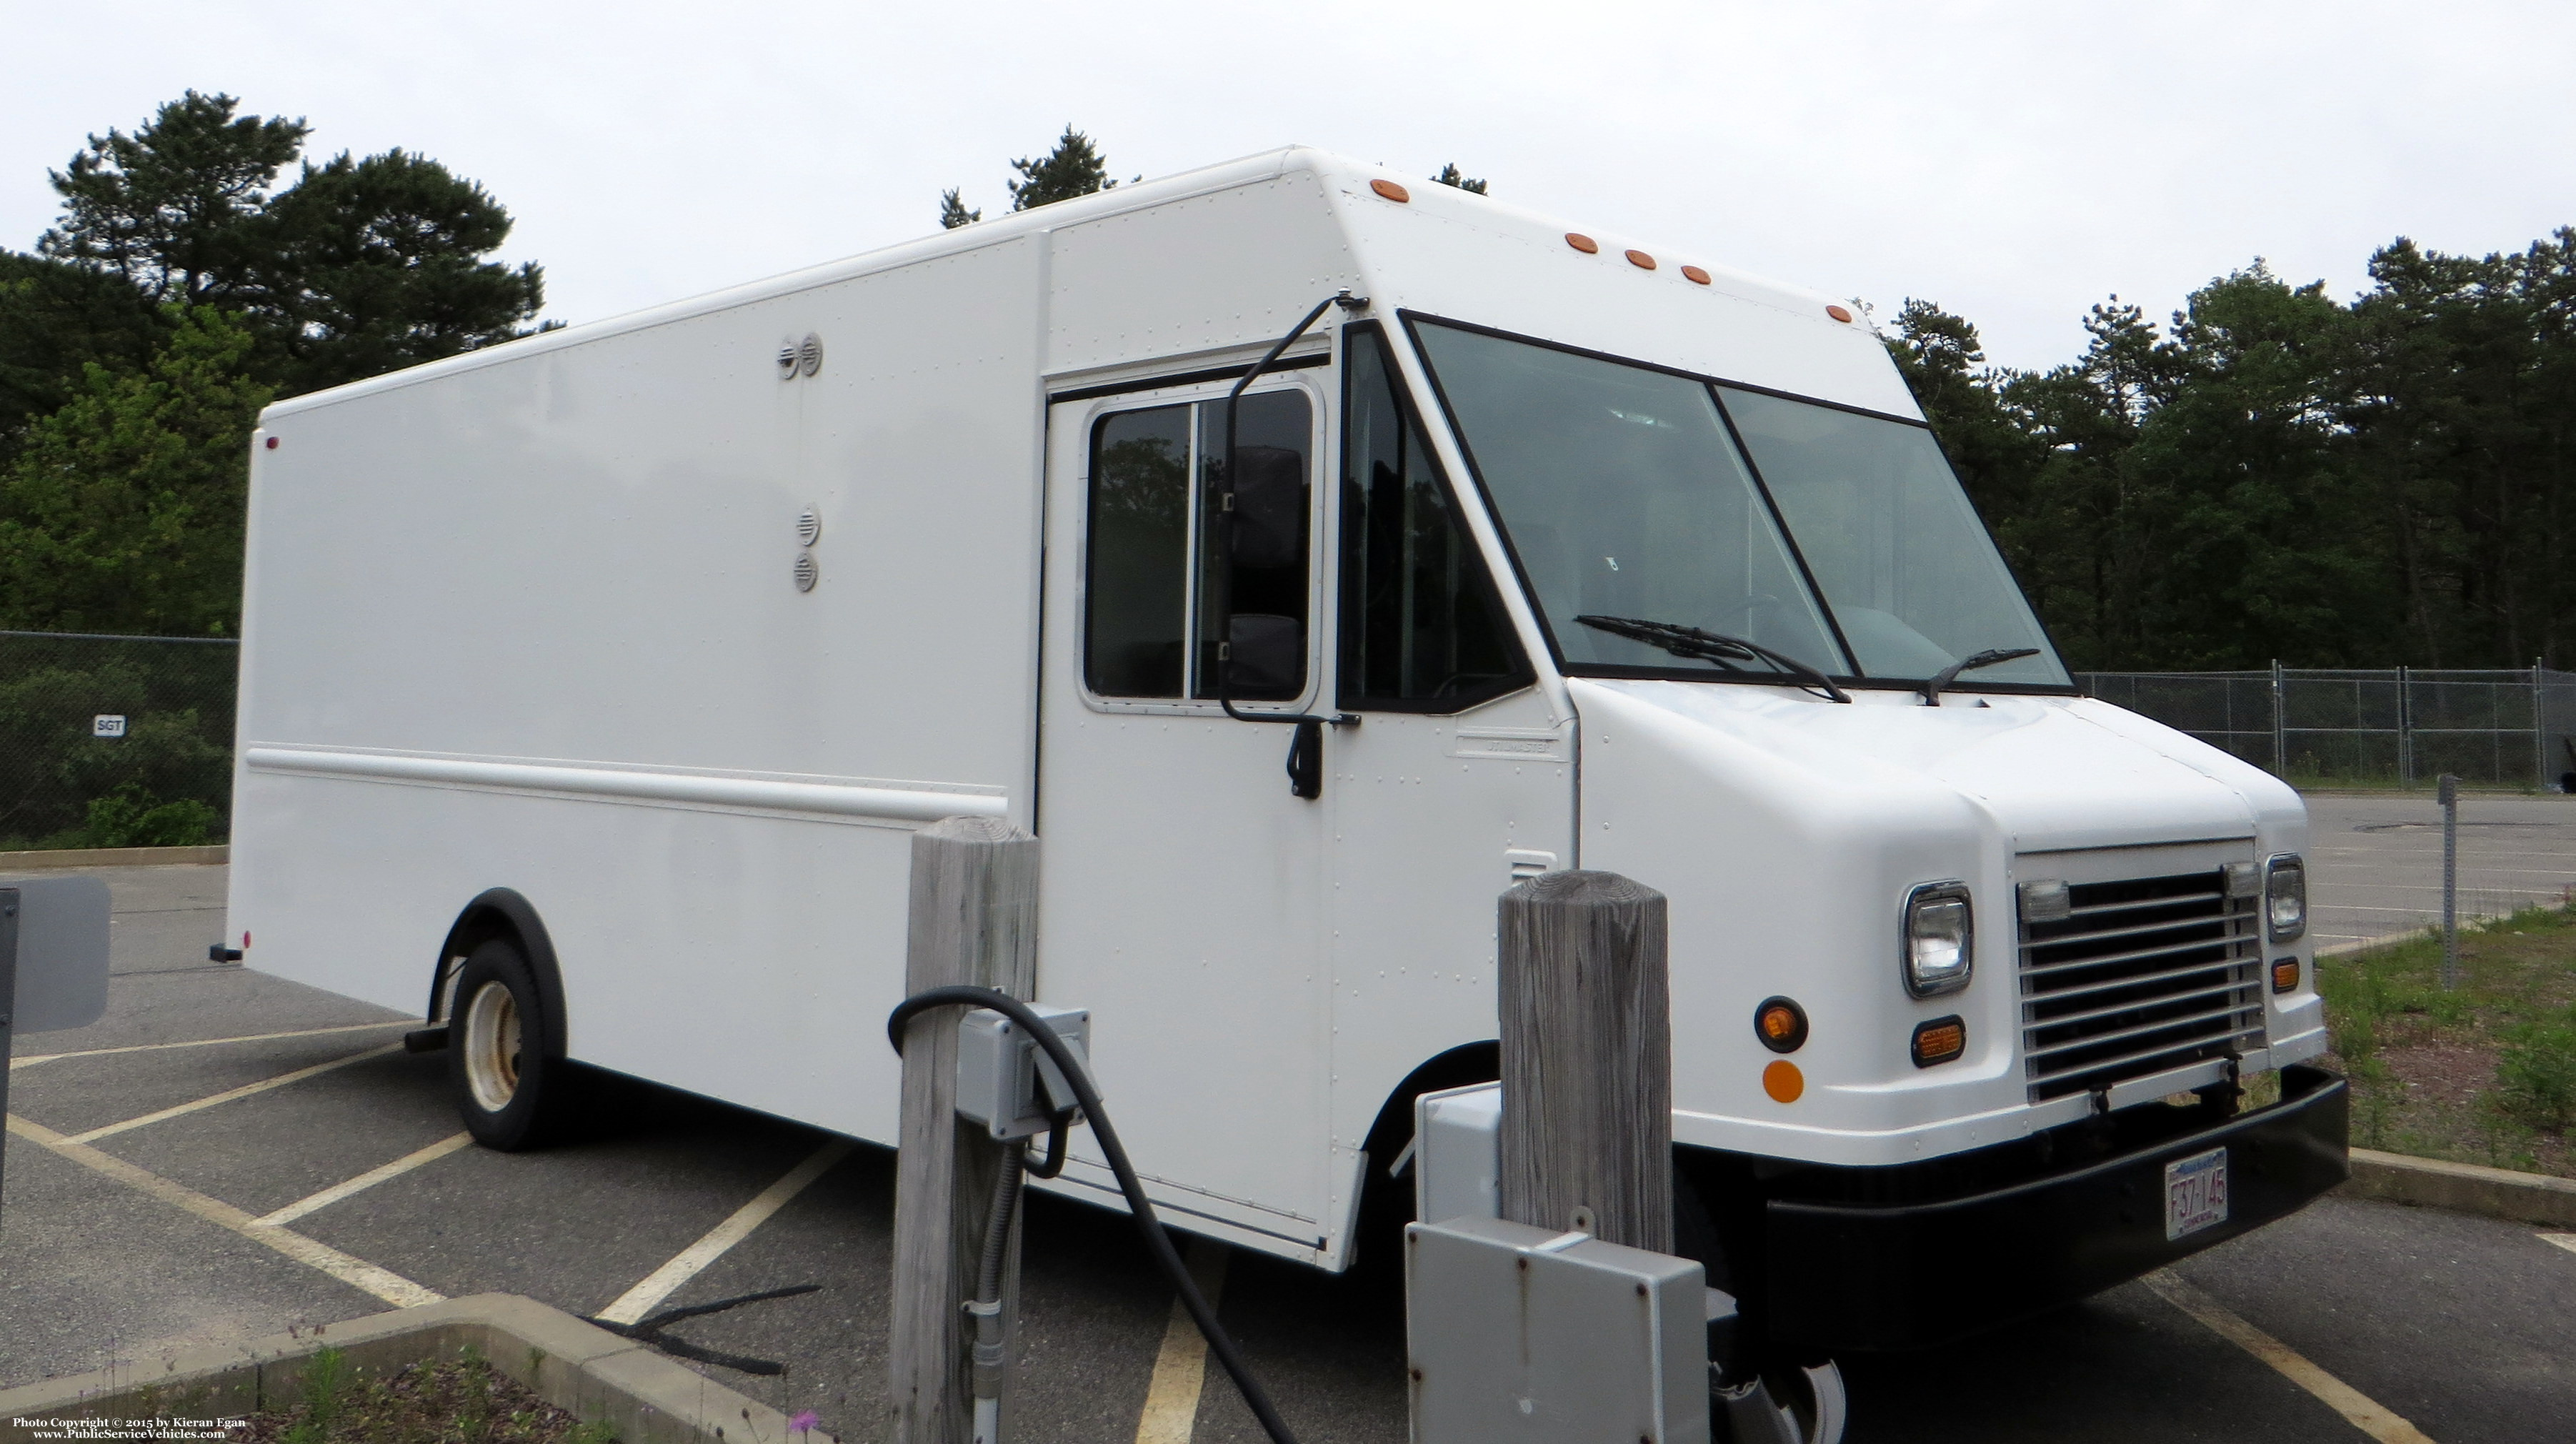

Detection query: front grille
(2019, 868), (2264, 1103)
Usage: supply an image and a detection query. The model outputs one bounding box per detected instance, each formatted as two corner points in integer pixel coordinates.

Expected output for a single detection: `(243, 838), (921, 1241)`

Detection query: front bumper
(1763, 1064), (2347, 1351)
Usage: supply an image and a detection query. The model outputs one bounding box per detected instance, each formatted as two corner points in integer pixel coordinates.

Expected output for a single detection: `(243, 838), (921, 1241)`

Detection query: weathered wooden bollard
(1497, 868), (1674, 1253)
(890, 816), (1039, 1444)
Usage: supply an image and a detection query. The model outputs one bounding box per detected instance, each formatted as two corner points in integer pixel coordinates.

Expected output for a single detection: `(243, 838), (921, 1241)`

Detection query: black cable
(583, 1283), (822, 1376)
(887, 985), (1302, 1444)
(1023, 1106), (1072, 1180)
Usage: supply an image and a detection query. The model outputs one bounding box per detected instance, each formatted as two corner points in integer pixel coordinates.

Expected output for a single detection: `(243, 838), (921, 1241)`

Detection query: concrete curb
(0, 1293), (819, 1444)
(2337, 1146), (2576, 1228)
(0, 843), (227, 870)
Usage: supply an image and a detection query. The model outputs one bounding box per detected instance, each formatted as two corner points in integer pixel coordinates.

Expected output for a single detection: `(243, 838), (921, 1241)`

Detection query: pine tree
(1008, 127), (1114, 211)
(938, 189), (982, 229)
(245, 149), (545, 392)
(39, 91), (307, 307)
(1431, 164), (1488, 195)
(35, 94), (541, 397)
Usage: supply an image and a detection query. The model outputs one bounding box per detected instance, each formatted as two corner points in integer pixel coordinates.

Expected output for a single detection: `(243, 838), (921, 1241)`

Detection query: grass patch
(234, 1345), (618, 1444)
(2317, 900), (2576, 1177)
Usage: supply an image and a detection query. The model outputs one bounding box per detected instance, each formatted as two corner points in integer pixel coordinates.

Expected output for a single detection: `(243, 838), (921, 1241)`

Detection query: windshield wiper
(1574, 614), (1851, 702)
(1919, 647), (2042, 706)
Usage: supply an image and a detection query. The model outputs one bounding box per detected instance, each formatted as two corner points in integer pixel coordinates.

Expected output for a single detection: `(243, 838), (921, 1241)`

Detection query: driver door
(1032, 372), (1337, 1253)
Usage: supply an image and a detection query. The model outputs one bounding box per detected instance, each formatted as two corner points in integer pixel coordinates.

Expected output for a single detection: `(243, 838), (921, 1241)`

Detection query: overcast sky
(8, 0), (2571, 373)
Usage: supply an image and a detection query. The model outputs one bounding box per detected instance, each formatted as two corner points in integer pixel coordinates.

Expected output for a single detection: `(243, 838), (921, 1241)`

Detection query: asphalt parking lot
(4, 850), (2574, 1443)
(2304, 792), (2576, 951)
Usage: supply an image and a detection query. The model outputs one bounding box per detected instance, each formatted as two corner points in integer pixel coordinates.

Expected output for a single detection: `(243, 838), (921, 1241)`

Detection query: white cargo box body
(230, 147), (2330, 1276)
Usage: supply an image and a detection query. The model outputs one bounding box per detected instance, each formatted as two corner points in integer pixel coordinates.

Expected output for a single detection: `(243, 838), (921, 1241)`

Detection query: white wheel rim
(461, 979), (522, 1113)
(1786, 1360), (1847, 1444)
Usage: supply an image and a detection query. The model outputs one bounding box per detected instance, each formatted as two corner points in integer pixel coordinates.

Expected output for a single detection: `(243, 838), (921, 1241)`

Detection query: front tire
(448, 938), (567, 1150)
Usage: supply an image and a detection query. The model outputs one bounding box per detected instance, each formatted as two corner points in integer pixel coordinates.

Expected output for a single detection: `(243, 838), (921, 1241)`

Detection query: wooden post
(1497, 868), (1673, 1254)
(890, 817), (1039, 1444)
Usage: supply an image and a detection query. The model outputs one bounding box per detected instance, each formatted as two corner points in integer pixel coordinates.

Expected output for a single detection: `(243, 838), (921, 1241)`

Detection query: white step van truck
(229, 147), (2346, 1395)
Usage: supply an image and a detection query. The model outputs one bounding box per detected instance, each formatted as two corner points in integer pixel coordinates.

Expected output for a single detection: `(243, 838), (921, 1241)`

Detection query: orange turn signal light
(1370, 179), (1411, 203)
(1762, 1060), (1804, 1103)
(1565, 232), (1599, 254)
(1754, 996), (1809, 1054)
(1625, 249), (1657, 271)
(1911, 1015), (1966, 1067)
(1826, 303), (1855, 322)
(2272, 957), (2300, 993)
(1681, 265), (1712, 285)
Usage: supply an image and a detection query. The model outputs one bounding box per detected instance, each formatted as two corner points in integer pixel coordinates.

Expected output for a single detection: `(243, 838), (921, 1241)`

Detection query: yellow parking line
(594, 1138), (854, 1325)
(64, 1043), (404, 1144)
(6, 1112), (441, 1308)
(9, 1020), (412, 1070)
(2540, 1233), (2576, 1257)
(2143, 1268), (2436, 1443)
(1134, 1238), (1232, 1444)
(255, 1132), (474, 1227)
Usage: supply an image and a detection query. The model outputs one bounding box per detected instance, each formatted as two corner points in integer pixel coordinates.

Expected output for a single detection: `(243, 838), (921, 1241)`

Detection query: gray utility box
(1407, 1214), (1710, 1444)
(953, 1004), (1090, 1140)
(2, 875), (110, 1035)
(1413, 1082), (1502, 1226)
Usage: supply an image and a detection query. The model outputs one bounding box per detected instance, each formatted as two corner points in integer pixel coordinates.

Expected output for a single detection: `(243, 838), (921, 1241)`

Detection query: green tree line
(0, 90), (546, 638)
(0, 91), (544, 845)
(1889, 238), (2576, 672)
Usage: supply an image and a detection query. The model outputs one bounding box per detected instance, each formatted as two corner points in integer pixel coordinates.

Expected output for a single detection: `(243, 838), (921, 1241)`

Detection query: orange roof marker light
(1370, 179), (1411, 203)
(1681, 265), (1712, 286)
(1826, 304), (1855, 323)
(1625, 249), (1657, 271)
(1762, 1060), (1804, 1103)
(1565, 232), (1599, 254)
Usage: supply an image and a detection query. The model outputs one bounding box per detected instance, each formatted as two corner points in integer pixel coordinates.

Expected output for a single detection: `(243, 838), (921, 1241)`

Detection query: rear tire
(448, 938), (568, 1150)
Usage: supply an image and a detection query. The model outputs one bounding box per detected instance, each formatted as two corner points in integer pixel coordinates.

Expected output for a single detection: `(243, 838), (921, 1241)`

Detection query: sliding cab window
(1337, 327), (1531, 711)
(1082, 391), (1314, 702)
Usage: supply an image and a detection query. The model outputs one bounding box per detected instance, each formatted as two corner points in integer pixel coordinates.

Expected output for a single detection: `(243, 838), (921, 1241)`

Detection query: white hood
(1574, 681), (2299, 856)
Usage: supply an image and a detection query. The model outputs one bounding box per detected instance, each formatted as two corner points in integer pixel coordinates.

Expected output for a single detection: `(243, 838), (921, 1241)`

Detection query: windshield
(1411, 320), (2067, 689)
(1719, 387), (2065, 685)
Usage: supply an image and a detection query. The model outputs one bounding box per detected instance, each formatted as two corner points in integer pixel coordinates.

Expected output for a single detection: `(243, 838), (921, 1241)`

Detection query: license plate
(2165, 1147), (2230, 1241)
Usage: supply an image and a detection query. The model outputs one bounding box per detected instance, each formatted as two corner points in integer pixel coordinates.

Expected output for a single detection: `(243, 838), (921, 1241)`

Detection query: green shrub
(71, 782), (216, 847)
(2497, 1021), (2576, 1131)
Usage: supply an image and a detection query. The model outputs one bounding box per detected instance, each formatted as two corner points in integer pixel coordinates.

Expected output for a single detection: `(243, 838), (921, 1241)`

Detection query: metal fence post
(892, 816), (1040, 1444)
(2438, 775), (2461, 990)
(2270, 659), (2287, 777)
(2397, 664), (2415, 787)
(2536, 658), (2547, 790)
(1497, 870), (1674, 1253)
(0, 889), (17, 1214)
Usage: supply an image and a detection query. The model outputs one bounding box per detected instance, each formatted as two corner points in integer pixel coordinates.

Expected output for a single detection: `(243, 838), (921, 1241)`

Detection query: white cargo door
(1034, 374), (1336, 1255)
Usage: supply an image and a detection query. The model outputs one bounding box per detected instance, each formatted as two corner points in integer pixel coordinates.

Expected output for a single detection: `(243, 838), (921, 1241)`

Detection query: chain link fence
(1, 637), (2562, 850)
(2080, 664), (2576, 790)
(0, 630), (239, 850)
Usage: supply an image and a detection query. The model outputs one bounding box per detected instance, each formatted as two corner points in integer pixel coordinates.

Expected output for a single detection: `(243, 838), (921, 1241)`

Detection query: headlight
(2265, 854), (2306, 943)
(1902, 881), (1974, 997)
